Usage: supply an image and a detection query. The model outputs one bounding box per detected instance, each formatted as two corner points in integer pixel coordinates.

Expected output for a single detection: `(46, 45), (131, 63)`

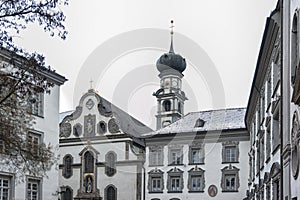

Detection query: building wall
(145, 135), (249, 200)
(11, 85), (61, 200)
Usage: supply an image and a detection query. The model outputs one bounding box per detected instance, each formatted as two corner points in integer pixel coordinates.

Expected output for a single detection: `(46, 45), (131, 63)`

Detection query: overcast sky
(15, 0), (278, 129)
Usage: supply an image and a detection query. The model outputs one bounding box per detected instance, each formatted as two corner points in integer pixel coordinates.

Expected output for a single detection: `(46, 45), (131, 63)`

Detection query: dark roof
(143, 107), (246, 137)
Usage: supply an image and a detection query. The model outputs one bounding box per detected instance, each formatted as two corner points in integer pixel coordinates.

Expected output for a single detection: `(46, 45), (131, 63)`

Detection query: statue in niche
(84, 115), (96, 137)
(85, 175), (93, 193)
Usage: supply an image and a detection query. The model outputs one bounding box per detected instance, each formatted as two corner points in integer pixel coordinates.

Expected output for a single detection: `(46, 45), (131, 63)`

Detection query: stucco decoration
(60, 123), (72, 138)
(108, 118), (120, 134)
(84, 114), (96, 137)
(86, 99), (94, 110)
(73, 123), (82, 137)
(291, 112), (300, 179)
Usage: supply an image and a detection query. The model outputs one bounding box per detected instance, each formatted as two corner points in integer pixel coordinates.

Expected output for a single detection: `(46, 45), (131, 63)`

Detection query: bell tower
(153, 20), (188, 129)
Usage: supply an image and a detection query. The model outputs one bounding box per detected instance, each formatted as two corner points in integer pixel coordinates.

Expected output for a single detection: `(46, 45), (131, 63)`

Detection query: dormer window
(194, 119), (205, 128)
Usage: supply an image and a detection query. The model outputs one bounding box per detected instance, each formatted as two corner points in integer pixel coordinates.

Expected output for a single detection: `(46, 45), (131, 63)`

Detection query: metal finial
(169, 20), (174, 53)
(90, 78), (93, 89)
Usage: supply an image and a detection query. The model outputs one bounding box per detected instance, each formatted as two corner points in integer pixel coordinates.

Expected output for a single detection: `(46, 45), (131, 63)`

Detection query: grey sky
(15, 0), (277, 129)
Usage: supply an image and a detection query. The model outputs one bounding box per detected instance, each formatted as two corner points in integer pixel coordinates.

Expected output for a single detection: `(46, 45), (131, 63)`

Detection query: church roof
(142, 107), (246, 137)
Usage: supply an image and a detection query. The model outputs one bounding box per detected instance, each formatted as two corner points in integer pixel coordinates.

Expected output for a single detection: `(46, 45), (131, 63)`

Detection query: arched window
(105, 152), (116, 176)
(64, 155), (73, 178)
(64, 187), (73, 200)
(84, 151), (94, 173)
(163, 100), (171, 112)
(105, 185), (117, 200)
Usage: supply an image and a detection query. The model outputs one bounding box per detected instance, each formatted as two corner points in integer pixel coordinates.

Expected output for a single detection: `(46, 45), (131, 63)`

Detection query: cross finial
(90, 78), (93, 89)
(169, 20), (174, 53)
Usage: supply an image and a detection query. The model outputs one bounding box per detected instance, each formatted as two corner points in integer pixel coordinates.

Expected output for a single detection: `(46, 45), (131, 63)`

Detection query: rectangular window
(27, 133), (40, 156)
(27, 179), (40, 200)
(169, 149), (182, 165)
(191, 176), (201, 191)
(260, 135), (265, 168)
(149, 147), (163, 166)
(0, 176), (11, 200)
(170, 177), (180, 191)
(189, 146), (204, 164)
(28, 93), (44, 117)
(266, 127), (271, 161)
(225, 146), (237, 162)
(272, 113), (280, 152)
(152, 178), (161, 192)
(225, 174), (236, 191)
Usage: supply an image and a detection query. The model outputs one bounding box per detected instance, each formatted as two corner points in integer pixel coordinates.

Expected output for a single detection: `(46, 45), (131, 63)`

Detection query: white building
(143, 108), (249, 200)
(0, 48), (67, 200)
(246, 0), (300, 199)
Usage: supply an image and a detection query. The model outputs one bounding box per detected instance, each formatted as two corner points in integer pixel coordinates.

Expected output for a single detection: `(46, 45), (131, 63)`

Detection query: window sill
(222, 190), (239, 193)
(188, 162), (204, 165)
(222, 161), (239, 164)
(188, 190), (204, 193)
(168, 164), (184, 166)
(149, 164), (164, 167)
(167, 191), (182, 193)
(149, 191), (163, 194)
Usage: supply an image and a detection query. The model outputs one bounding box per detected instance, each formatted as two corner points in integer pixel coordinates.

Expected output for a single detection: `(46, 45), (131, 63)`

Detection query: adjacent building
(245, 0), (300, 199)
(0, 48), (67, 200)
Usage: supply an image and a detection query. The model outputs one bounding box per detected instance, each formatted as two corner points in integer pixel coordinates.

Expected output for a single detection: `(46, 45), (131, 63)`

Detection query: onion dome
(156, 20), (186, 73)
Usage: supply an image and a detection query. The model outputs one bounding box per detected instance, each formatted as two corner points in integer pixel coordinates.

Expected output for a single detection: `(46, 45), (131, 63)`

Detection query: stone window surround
(148, 168), (164, 193)
(187, 166), (205, 192)
(167, 167), (184, 193)
(222, 141), (239, 164)
(79, 146), (99, 195)
(220, 164), (240, 192)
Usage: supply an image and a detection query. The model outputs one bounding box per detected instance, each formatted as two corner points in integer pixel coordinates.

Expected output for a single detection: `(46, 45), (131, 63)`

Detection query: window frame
(222, 141), (239, 163)
(168, 145), (183, 166)
(167, 167), (183, 193)
(189, 143), (205, 165)
(148, 168), (164, 193)
(188, 166), (205, 192)
(221, 165), (240, 192)
(149, 146), (163, 166)
(26, 177), (41, 200)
